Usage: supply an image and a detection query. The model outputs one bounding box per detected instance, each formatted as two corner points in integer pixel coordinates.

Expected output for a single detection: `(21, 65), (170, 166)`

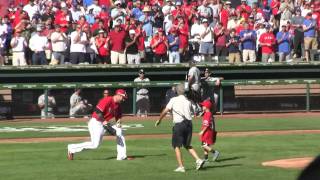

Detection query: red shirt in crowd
(259, 32), (276, 54)
(236, 4), (251, 20)
(150, 35), (168, 55)
(109, 29), (126, 52)
(270, 0), (280, 15)
(177, 23), (189, 49)
(96, 37), (109, 56)
(99, 0), (112, 7)
(220, 8), (229, 28)
(200, 111), (214, 145)
(135, 28), (146, 51)
(54, 12), (69, 33)
(214, 27), (227, 47)
(92, 96), (122, 122)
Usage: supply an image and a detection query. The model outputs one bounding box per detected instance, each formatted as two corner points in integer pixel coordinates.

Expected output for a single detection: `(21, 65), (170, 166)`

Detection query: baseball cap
(129, 29), (136, 34)
(115, 89), (128, 99)
(202, 18), (208, 23)
(114, 0), (121, 5)
(139, 69), (145, 74)
(200, 100), (212, 109)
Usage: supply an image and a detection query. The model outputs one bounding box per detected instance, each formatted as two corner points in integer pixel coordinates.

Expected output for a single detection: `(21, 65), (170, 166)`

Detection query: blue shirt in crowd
(132, 8), (144, 20)
(303, 19), (316, 37)
(83, 0), (93, 7)
(276, 31), (291, 54)
(239, 30), (256, 50)
(167, 34), (180, 52)
(139, 15), (154, 37)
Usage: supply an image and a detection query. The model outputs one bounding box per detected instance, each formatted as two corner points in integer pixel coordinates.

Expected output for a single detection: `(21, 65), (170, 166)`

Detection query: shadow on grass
(78, 153), (167, 160)
(216, 156), (246, 162)
(203, 163), (243, 170)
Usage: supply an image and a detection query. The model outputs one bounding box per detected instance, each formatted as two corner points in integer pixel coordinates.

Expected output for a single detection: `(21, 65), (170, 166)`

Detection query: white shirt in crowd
(111, 8), (127, 27)
(70, 31), (87, 53)
(87, 4), (101, 16)
(23, 3), (40, 20)
(209, 4), (220, 19)
(0, 23), (8, 37)
(166, 95), (193, 124)
(70, 92), (82, 109)
(11, 36), (27, 52)
(29, 33), (48, 52)
(162, 4), (175, 17)
(198, 5), (212, 18)
(134, 77), (150, 95)
(51, 32), (67, 52)
(191, 22), (202, 40)
(199, 25), (214, 43)
(188, 66), (201, 86)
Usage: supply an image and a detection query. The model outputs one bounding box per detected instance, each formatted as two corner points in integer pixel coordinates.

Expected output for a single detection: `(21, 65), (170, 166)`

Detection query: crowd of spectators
(0, 0), (319, 66)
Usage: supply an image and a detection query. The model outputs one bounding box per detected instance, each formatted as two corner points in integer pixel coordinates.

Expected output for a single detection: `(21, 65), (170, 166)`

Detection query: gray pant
(278, 52), (291, 62)
(261, 53), (275, 63)
(136, 94), (150, 116)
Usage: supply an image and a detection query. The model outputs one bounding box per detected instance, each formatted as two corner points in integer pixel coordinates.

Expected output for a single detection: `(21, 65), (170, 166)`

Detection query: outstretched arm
(155, 108), (170, 126)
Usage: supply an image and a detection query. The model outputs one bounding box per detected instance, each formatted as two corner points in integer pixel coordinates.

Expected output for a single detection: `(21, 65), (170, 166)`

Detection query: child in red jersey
(199, 100), (220, 162)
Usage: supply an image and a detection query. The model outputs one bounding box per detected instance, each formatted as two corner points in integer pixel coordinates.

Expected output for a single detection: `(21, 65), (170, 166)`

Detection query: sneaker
(67, 151), (74, 160)
(212, 150), (220, 162)
(174, 166), (185, 173)
(195, 159), (205, 170)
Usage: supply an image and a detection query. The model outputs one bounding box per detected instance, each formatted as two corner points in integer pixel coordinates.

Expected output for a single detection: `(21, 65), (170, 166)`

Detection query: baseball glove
(103, 123), (116, 136)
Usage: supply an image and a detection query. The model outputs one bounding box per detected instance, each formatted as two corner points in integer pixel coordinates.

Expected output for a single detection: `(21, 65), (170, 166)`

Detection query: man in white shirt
(198, 0), (212, 21)
(156, 84), (205, 173)
(190, 17), (202, 61)
(134, 69), (150, 117)
(70, 25), (88, 64)
(50, 25), (67, 65)
(0, 17), (8, 66)
(23, 0), (40, 20)
(29, 25), (48, 65)
(38, 90), (56, 119)
(69, 89), (92, 118)
(86, 0), (101, 17)
(10, 30), (28, 66)
(111, 1), (127, 27)
(199, 19), (214, 62)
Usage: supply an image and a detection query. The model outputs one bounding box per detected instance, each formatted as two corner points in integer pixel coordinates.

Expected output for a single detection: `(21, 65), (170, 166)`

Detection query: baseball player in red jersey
(67, 89), (128, 160)
(199, 100), (220, 162)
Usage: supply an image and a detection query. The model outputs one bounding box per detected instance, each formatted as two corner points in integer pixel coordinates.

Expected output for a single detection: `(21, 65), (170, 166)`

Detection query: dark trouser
(32, 51), (47, 65)
(154, 53), (168, 63)
(215, 46), (228, 62)
(293, 30), (304, 58)
(96, 55), (110, 64)
(70, 52), (86, 64)
(172, 120), (193, 149)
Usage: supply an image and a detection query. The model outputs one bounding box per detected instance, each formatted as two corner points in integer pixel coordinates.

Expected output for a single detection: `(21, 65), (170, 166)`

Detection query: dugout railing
(0, 79), (320, 118)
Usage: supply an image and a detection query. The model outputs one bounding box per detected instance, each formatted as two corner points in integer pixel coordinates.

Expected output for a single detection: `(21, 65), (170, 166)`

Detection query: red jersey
(96, 37), (109, 56)
(270, 0), (280, 15)
(135, 28), (145, 51)
(178, 23), (189, 49)
(92, 96), (122, 122)
(200, 111), (215, 145)
(259, 32), (276, 54)
(54, 13), (69, 33)
(236, 4), (251, 20)
(150, 35), (167, 55)
(220, 8), (229, 28)
(109, 29), (126, 51)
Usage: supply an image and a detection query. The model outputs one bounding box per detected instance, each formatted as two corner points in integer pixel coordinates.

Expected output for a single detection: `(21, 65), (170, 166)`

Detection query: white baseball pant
(67, 118), (127, 160)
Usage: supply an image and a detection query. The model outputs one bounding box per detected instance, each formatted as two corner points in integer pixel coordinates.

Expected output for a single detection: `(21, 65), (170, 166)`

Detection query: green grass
(0, 116), (320, 179)
(0, 134), (319, 180)
(1, 117), (320, 139)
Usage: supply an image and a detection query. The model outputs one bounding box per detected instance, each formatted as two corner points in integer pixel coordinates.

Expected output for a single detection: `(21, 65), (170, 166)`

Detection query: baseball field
(0, 113), (319, 180)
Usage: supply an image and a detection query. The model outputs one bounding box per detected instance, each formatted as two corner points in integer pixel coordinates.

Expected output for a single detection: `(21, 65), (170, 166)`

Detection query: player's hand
(155, 120), (161, 127)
